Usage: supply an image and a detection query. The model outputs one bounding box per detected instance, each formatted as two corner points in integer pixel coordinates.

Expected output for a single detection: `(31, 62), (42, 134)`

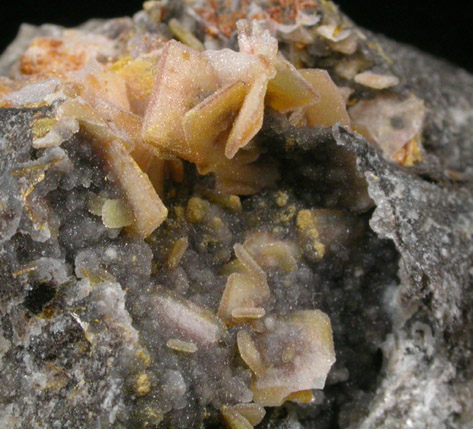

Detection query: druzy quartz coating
(0, 1), (472, 428)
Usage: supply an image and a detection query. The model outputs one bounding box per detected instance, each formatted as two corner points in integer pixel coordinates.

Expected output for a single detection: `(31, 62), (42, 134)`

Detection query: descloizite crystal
(0, 1), (472, 428)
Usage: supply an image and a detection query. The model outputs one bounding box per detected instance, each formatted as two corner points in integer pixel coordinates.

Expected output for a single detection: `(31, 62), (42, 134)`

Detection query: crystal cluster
(0, 1), (472, 428)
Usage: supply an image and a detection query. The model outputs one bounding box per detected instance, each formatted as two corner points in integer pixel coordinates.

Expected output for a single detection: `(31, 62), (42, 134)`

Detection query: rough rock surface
(0, 2), (472, 428)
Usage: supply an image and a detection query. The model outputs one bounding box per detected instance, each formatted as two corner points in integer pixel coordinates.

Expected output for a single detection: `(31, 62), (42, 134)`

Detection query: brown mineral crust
(194, 0), (319, 37)
(19, 37), (87, 75)
(0, 77), (14, 98)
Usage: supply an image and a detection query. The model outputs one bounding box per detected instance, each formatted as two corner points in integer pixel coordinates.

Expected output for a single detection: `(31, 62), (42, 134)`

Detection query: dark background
(1, 1), (472, 72)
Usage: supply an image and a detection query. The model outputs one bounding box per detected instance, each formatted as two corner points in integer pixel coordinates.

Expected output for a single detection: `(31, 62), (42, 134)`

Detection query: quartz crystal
(0, 1), (472, 428)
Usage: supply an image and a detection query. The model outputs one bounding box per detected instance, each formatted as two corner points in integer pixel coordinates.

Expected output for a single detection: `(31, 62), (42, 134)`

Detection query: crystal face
(0, 1), (472, 428)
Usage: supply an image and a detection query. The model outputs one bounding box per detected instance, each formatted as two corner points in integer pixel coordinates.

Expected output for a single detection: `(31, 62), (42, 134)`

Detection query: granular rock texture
(0, 1), (472, 428)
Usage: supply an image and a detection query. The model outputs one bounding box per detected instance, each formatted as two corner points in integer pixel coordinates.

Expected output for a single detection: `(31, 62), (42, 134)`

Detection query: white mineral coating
(89, 282), (139, 346)
(162, 369), (188, 410)
(0, 78), (61, 106)
(34, 257), (70, 285)
(32, 117), (79, 149)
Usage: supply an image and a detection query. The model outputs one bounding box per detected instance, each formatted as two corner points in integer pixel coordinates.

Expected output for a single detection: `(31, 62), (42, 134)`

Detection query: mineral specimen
(0, 1), (472, 428)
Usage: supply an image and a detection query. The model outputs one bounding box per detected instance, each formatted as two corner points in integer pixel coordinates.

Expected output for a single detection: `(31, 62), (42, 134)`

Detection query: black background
(0, 1), (472, 72)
